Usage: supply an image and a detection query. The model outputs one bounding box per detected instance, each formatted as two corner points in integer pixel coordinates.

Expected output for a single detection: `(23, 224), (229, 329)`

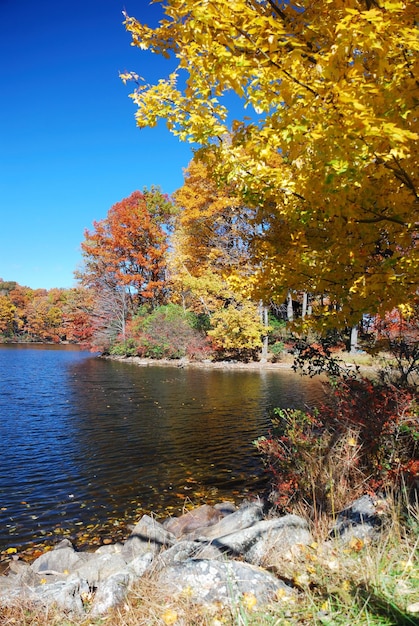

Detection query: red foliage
(256, 377), (418, 514)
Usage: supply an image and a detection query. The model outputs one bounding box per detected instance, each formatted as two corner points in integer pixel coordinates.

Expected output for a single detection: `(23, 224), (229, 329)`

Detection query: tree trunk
(259, 302), (269, 362)
(302, 292), (308, 319)
(350, 324), (358, 353)
(287, 292), (294, 322)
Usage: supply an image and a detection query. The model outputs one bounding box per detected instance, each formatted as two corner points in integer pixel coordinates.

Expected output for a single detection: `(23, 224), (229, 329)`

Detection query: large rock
(90, 571), (131, 616)
(331, 494), (387, 542)
(31, 539), (88, 575)
(156, 540), (224, 569)
(210, 514), (312, 565)
(30, 578), (88, 614)
(157, 558), (292, 606)
(69, 552), (128, 586)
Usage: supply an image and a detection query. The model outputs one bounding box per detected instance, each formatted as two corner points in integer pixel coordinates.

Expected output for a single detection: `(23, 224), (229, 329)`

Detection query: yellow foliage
(123, 1), (419, 328)
(208, 301), (265, 351)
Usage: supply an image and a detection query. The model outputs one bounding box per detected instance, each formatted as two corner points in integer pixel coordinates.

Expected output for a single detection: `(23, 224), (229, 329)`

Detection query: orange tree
(77, 188), (176, 347)
(79, 188), (176, 309)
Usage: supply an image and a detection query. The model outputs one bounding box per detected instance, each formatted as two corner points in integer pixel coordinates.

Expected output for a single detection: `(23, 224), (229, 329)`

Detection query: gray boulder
(31, 539), (88, 575)
(121, 514), (175, 561)
(30, 578), (87, 614)
(331, 494), (386, 542)
(156, 540), (224, 569)
(210, 514), (312, 565)
(69, 552), (128, 586)
(157, 558), (292, 606)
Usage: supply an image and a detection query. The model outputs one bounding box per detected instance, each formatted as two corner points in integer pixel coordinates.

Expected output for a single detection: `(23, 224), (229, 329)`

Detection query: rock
(31, 541), (89, 575)
(214, 501), (237, 515)
(127, 551), (154, 578)
(164, 504), (224, 537)
(331, 495), (386, 542)
(0, 575), (22, 603)
(157, 558), (292, 606)
(156, 540), (224, 569)
(121, 514), (175, 561)
(31, 579), (87, 614)
(95, 542), (124, 555)
(187, 500), (264, 541)
(6, 560), (39, 586)
(90, 571), (131, 616)
(69, 552), (128, 586)
(209, 514), (312, 565)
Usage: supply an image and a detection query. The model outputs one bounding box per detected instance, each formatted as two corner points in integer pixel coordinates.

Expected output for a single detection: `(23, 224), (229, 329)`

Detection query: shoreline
(101, 354), (300, 371)
(101, 352), (372, 374)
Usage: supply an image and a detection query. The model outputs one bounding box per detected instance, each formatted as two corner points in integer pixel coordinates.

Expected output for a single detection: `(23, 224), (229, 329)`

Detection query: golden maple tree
(122, 0), (418, 329)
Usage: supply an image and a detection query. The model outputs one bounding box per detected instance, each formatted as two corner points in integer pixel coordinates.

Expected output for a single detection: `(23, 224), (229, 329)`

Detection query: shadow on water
(0, 345), (324, 553)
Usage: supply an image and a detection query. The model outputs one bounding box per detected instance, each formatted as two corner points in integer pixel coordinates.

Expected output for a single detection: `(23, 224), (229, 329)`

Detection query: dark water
(0, 344), (323, 552)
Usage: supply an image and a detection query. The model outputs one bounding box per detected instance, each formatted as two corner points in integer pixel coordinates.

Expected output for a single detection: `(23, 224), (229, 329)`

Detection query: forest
(2, 0), (417, 368)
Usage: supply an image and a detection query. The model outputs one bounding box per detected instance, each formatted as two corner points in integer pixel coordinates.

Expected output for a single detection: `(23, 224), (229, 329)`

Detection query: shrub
(255, 377), (419, 516)
(129, 304), (212, 360)
(109, 339), (138, 357)
(269, 340), (285, 361)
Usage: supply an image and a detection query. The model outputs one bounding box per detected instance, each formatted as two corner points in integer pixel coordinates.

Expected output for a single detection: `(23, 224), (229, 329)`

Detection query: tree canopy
(122, 0), (418, 329)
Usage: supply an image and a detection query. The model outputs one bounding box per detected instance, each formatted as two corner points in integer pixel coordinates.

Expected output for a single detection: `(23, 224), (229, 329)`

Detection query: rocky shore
(0, 494), (387, 618)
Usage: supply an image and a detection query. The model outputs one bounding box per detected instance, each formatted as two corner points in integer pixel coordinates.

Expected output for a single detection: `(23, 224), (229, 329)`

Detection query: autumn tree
(0, 294), (16, 337)
(77, 188), (176, 348)
(171, 157), (255, 308)
(122, 0), (418, 330)
(172, 156), (267, 357)
(79, 188), (175, 306)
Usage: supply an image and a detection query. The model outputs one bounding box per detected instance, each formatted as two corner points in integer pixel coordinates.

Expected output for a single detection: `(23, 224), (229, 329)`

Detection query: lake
(0, 344), (324, 554)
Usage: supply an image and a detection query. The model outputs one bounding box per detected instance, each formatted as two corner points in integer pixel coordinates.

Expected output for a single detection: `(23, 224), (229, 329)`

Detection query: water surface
(0, 345), (323, 552)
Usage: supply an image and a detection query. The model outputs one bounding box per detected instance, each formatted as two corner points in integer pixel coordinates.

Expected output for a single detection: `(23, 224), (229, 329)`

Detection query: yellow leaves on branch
(123, 1), (419, 328)
(208, 301), (266, 351)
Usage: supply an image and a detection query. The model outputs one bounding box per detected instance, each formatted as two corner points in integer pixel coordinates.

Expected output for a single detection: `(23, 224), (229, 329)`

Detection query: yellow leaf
(242, 591), (257, 611)
(161, 608), (178, 624)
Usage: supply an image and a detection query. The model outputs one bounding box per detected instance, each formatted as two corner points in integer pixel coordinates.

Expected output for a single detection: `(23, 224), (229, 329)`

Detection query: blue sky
(0, 0), (194, 290)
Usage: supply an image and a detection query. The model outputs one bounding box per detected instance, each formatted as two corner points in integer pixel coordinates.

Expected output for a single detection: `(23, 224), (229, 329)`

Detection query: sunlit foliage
(123, 0), (418, 329)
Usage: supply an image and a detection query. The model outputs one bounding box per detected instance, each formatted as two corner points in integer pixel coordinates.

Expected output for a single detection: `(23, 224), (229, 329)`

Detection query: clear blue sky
(0, 0), (193, 290)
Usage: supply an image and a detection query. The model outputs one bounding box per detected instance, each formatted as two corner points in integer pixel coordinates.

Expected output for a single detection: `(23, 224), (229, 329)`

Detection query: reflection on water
(0, 345), (323, 551)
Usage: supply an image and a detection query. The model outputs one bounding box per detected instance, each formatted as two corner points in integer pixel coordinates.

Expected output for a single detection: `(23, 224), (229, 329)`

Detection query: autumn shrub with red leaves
(255, 377), (419, 516)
